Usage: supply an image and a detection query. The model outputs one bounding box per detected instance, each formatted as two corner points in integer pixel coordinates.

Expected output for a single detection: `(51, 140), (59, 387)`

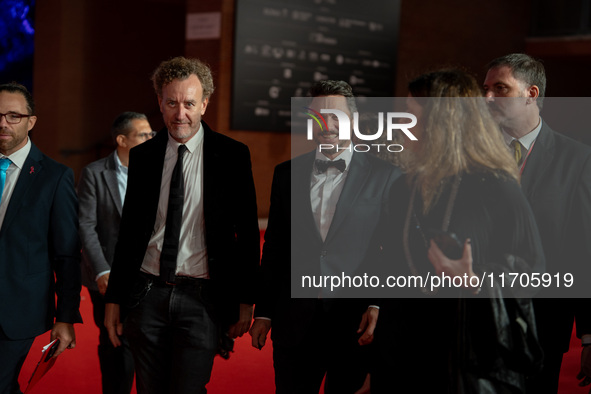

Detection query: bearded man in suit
(0, 82), (81, 394)
(250, 80), (400, 393)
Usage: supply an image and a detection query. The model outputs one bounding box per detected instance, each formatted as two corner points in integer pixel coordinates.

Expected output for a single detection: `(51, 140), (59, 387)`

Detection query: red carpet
(18, 289), (588, 394)
(14, 228), (587, 393)
(558, 327), (588, 393)
(18, 287), (275, 393)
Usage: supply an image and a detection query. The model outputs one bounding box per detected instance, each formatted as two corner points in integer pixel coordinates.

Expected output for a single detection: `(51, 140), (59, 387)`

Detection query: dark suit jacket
(254, 150), (401, 346)
(0, 142), (82, 340)
(105, 122), (260, 327)
(523, 122), (591, 352)
(78, 152), (122, 292)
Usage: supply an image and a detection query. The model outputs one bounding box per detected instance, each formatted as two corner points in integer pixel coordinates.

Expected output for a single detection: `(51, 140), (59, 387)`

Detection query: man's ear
(116, 134), (126, 148)
(526, 85), (539, 104)
(27, 115), (37, 132)
(201, 97), (209, 116)
(527, 85), (540, 99)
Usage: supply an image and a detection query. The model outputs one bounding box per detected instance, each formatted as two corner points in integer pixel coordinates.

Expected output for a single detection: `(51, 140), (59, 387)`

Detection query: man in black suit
(79, 111), (154, 393)
(250, 80), (400, 393)
(0, 82), (82, 393)
(104, 57), (260, 394)
(483, 53), (591, 392)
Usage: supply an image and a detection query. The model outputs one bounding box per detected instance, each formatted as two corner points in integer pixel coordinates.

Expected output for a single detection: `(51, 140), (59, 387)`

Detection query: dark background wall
(32, 0), (185, 171)
(30, 0), (591, 217)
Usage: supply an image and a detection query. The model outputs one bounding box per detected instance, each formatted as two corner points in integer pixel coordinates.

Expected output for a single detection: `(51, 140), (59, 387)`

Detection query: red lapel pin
(30, 166), (34, 174)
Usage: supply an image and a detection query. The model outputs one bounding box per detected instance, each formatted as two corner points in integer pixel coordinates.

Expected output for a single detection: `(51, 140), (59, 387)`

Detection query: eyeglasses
(0, 112), (32, 125)
(137, 131), (157, 140)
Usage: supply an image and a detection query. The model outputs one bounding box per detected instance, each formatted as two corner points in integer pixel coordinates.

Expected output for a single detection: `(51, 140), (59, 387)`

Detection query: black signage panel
(232, 0), (400, 132)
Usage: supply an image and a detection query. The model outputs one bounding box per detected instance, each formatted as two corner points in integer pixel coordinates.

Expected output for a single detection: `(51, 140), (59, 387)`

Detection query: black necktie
(315, 159), (346, 173)
(160, 144), (188, 283)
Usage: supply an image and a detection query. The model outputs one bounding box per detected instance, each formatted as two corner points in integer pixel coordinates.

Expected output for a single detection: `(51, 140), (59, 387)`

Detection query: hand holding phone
(429, 230), (464, 260)
(44, 339), (60, 361)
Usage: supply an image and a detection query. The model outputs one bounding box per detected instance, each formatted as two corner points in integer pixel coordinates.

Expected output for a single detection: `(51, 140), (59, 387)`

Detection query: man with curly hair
(104, 57), (260, 394)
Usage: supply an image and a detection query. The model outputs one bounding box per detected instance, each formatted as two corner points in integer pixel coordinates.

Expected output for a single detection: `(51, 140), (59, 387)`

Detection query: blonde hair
(402, 70), (519, 213)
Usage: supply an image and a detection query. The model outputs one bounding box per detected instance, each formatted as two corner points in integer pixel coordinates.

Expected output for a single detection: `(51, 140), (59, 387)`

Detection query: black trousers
(123, 278), (218, 394)
(88, 289), (135, 394)
(0, 328), (35, 394)
(525, 349), (563, 393)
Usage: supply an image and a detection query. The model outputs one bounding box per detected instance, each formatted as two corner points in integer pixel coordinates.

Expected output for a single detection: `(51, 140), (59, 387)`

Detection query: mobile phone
(429, 230), (464, 260)
(44, 339), (60, 362)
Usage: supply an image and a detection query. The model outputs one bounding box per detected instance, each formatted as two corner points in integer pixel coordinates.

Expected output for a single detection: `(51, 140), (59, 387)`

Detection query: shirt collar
(114, 151), (127, 173)
(314, 143), (353, 170)
(502, 117), (542, 151)
(0, 138), (31, 170)
(167, 122), (204, 153)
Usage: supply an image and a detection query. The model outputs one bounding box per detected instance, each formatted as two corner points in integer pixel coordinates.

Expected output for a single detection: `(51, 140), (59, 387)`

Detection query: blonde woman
(372, 70), (545, 393)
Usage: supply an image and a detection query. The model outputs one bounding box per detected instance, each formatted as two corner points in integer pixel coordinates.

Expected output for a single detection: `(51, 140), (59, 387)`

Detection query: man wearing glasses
(0, 82), (82, 393)
(78, 111), (153, 394)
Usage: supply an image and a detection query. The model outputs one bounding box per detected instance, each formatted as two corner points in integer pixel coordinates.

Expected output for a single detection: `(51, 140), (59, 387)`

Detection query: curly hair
(151, 56), (215, 99)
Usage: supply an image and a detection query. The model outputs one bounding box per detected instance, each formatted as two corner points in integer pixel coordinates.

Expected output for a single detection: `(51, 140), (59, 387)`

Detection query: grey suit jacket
(78, 151), (123, 291)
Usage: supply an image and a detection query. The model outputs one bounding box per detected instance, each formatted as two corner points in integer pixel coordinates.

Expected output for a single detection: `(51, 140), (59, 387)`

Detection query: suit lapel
(1, 143), (44, 233)
(521, 122), (554, 198)
(291, 152), (320, 241)
(202, 123), (217, 230)
(324, 152), (370, 244)
(102, 152), (123, 216)
(147, 128), (168, 215)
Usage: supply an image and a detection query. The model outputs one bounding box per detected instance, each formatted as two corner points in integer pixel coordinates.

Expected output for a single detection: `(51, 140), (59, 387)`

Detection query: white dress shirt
(141, 123), (209, 278)
(310, 148), (352, 241)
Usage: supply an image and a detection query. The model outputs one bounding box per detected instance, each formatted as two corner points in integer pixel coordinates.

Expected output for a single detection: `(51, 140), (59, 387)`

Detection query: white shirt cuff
(95, 270), (110, 281)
